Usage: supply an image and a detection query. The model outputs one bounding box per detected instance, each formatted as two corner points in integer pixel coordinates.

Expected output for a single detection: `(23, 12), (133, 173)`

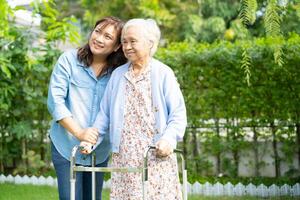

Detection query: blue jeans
(51, 142), (108, 200)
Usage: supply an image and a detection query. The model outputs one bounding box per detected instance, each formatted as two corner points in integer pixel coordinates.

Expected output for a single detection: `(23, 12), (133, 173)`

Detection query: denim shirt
(47, 49), (111, 165)
(92, 58), (187, 152)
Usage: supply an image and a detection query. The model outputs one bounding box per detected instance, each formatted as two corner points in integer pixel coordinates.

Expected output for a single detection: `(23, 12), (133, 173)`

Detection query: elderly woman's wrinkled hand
(155, 139), (173, 157)
(79, 141), (93, 154)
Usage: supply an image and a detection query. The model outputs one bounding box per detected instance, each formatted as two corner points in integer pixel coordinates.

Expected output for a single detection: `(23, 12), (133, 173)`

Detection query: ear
(148, 40), (154, 51)
(114, 44), (121, 52)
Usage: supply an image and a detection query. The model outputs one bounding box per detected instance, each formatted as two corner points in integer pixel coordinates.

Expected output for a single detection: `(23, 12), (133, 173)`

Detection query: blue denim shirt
(47, 49), (111, 165)
(92, 58), (187, 152)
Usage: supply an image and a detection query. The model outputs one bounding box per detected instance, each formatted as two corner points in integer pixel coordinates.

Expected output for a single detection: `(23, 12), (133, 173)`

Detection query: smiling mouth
(126, 51), (135, 55)
(93, 41), (104, 49)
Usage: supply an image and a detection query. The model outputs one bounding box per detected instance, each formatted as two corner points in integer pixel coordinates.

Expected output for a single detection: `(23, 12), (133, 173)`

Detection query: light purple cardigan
(93, 58), (187, 152)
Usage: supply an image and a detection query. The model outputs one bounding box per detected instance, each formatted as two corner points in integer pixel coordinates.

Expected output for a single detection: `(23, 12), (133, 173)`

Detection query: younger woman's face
(89, 24), (120, 58)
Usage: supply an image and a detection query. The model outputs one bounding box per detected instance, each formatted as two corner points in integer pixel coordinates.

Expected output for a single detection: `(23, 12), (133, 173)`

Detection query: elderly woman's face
(122, 26), (152, 62)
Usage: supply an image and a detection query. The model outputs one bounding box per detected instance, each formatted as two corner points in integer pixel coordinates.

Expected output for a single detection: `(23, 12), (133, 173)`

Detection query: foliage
(156, 34), (300, 178)
(0, 0), (79, 175)
(239, 0), (257, 26)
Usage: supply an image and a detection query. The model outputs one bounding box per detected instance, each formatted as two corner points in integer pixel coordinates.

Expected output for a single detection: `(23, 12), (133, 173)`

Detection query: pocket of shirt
(70, 78), (91, 88)
(69, 78), (93, 101)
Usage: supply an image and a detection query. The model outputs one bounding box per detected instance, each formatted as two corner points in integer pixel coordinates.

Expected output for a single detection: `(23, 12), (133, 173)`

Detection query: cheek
(88, 37), (93, 46)
(107, 39), (117, 47)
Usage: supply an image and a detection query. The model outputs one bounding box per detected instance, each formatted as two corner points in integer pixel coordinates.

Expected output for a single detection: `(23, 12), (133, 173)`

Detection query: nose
(123, 43), (132, 51)
(95, 34), (104, 44)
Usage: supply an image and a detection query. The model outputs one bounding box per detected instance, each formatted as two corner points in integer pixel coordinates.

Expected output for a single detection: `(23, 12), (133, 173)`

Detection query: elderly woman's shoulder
(111, 62), (130, 77)
(152, 58), (175, 74)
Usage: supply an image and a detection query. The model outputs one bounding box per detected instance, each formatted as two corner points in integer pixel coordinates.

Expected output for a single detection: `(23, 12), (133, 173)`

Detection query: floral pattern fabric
(110, 65), (182, 200)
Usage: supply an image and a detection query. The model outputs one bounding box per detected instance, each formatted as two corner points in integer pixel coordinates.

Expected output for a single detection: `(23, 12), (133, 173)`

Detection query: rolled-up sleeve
(161, 70), (187, 148)
(47, 53), (72, 121)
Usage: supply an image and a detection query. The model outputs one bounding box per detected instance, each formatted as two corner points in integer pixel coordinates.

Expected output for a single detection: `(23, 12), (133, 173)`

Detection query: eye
(105, 34), (113, 40)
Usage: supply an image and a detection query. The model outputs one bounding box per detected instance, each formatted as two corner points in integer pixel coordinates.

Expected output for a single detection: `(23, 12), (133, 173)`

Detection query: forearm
(58, 117), (83, 140)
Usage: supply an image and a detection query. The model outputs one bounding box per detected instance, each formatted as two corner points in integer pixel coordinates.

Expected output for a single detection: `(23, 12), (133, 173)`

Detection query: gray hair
(122, 18), (161, 56)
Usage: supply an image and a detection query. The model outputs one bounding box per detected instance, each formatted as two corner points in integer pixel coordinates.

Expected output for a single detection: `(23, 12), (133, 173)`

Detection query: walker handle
(148, 145), (183, 154)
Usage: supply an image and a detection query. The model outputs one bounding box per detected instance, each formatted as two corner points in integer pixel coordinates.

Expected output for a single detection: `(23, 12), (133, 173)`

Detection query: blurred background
(1, 0), (300, 187)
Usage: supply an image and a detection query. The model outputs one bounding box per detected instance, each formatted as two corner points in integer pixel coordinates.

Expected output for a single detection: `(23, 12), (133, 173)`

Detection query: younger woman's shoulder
(59, 49), (78, 60)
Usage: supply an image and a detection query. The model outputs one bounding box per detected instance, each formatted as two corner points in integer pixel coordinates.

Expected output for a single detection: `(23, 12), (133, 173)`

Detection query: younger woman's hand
(155, 139), (173, 157)
(76, 127), (98, 144)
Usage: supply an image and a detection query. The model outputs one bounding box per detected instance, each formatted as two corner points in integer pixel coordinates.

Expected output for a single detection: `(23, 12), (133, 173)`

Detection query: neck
(92, 55), (107, 66)
(131, 57), (151, 75)
(91, 56), (107, 77)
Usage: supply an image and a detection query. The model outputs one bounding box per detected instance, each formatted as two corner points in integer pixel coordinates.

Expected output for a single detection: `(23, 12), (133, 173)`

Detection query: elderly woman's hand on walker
(79, 141), (94, 154)
(155, 139), (173, 157)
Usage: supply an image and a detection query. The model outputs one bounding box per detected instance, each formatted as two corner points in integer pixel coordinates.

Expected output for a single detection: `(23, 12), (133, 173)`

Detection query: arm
(157, 70), (187, 156)
(59, 117), (98, 144)
(47, 53), (98, 144)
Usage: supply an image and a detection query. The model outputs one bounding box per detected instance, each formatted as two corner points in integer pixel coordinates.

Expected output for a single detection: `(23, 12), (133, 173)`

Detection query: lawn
(0, 183), (300, 200)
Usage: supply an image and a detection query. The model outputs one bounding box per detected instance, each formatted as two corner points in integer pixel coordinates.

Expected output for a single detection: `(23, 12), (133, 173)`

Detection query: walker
(70, 145), (188, 200)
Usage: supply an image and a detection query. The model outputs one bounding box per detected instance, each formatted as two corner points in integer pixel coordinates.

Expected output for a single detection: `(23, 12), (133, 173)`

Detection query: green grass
(0, 183), (300, 200)
(188, 196), (300, 200)
(0, 183), (59, 200)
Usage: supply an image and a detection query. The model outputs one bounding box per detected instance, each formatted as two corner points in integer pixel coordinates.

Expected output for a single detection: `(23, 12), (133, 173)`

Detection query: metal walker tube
(143, 146), (188, 200)
(70, 145), (188, 200)
(70, 146), (79, 200)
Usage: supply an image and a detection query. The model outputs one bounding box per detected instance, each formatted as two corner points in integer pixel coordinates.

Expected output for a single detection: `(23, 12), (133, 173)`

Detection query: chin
(90, 47), (98, 55)
(125, 55), (135, 61)
(92, 48), (105, 56)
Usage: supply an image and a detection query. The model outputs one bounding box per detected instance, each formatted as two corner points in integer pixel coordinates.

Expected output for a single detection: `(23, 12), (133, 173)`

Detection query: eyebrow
(95, 27), (115, 37)
(105, 32), (113, 36)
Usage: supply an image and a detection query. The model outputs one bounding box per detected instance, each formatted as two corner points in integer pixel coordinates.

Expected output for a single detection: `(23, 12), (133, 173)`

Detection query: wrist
(74, 128), (84, 140)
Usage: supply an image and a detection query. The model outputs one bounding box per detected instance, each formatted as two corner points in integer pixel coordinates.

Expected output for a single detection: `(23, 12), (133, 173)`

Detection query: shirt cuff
(160, 130), (177, 149)
(52, 104), (72, 122)
(91, 135), (104, 151)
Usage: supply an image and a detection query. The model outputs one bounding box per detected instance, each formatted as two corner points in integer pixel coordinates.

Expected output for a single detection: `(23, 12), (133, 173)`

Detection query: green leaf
(239, 0), (257, 26)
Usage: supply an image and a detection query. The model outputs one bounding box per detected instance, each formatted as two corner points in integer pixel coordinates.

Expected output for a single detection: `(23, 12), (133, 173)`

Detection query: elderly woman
(81, 18), (186, 199)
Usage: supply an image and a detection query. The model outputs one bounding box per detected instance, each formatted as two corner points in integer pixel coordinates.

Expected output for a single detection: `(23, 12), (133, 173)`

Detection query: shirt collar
(124, 63), (151, 84)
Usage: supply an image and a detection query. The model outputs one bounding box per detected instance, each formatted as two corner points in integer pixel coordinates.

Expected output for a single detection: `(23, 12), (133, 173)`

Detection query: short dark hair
(77, 16), (127, 71)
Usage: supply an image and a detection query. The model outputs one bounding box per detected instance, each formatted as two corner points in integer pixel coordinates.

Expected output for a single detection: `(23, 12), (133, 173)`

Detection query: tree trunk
(253, 125), (260, 177)
(39, 110), (46, 162)
(0, 130), (3, 173)
(192, 127), (200, 172)
(233, 149), (239, 177)
(296, 122), (300, 169)
(215, 118), (221, 174)
(232, 118), (239, 177)
(271, 121), (280, 177)
(21, 138), (28, 174)
(40, 128), (45, 161)
(183, 128), (188, 160)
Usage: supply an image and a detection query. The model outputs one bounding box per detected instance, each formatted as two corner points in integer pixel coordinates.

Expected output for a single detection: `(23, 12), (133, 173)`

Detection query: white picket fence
(1, 174), (300, 197)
